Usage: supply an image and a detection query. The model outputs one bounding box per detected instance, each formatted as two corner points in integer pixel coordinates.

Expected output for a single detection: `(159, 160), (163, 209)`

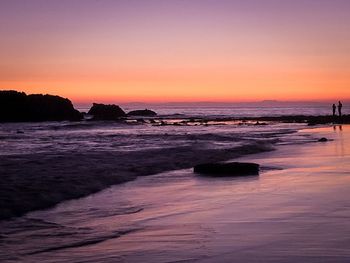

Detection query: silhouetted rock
(88, 103), (126, 120)
(318, 137), (328, 142)
(194, 162), (260, 176)
(0, 90), (82, 122)
(127, 109), (157, 117)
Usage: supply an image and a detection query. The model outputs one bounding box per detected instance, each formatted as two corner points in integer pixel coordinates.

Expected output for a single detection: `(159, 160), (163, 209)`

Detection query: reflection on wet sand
(1, 126), (350, 262)
(333, 125), (345, 156)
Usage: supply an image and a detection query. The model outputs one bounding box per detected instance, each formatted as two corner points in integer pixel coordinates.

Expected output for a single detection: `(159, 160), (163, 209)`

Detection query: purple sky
(1, 0), (350, 102)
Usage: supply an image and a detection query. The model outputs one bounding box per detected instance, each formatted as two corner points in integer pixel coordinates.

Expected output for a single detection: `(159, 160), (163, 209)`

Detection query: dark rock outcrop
(194, 162), (260, 176)
(0, 90), (82, 122)
(318, 137), (328, 142)
(232, 115), (350, 125)
(88, 103), (126, 120)
(127, 109), (157, 117)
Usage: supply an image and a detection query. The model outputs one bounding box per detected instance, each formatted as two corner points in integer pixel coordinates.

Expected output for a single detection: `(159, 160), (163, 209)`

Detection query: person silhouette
(332, 104), (337, 117)
(338, 101), (343, 117)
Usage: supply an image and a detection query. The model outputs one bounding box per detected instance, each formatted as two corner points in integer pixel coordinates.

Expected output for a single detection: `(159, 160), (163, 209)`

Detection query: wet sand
(1, 125), (350, 262)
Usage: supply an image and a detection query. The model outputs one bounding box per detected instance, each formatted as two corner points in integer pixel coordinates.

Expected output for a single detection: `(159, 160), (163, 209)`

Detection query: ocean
(0, 104), (324, 156)
(78, 103), (347, 118)
(1, 105), (349, 262)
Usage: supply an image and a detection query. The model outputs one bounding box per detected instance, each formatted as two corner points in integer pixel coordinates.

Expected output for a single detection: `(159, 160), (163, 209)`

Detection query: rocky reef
(0, 90), (82, 122)
(88, 103), (126, 120)
(194, 162), (260, 176)
(127, 109), (157, 117)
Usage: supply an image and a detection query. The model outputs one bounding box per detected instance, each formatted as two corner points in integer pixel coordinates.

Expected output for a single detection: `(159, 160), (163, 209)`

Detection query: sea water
(0, 106), (349, 262)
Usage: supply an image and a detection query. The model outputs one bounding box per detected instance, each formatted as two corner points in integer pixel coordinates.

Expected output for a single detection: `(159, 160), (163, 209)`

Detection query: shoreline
(0, 121), (327, 221)
(0, 131), (283, 220)
(2, 124), (348, 262)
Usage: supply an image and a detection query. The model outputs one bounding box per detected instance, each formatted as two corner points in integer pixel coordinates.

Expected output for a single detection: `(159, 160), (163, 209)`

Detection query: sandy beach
(2, 1), (350, 262)
(1, 125), (349, 262)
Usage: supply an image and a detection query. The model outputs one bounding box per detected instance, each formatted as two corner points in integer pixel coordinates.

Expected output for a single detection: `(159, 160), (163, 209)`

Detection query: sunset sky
(0, 0), (350, 103)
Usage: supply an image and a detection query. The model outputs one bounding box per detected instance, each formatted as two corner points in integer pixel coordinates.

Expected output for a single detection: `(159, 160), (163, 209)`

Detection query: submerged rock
(318, 137), (328, 142)
(88, 103), (126, 120)
(194, 162), (260, 176)
(0, 90), (82, 122)
(127, 109), (157, 117)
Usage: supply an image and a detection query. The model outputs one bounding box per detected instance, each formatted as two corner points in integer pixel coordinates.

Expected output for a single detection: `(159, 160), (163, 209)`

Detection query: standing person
(332, 103), (337, 117)
(338, 101), (343, 117)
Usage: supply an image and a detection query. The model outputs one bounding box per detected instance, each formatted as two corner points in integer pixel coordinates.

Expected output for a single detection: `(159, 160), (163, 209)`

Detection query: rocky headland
(0, 90), (82, 122)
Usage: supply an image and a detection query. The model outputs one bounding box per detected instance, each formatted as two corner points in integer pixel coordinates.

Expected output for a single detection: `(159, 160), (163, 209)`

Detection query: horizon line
(73, 99), (350, 106)
(2, 89), (349, 105)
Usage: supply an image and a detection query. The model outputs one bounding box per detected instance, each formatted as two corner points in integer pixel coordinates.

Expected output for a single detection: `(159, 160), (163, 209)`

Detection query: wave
(25, 228), (139, 256)
(0, 117), (308, 221)
(0, 139), (279, 221)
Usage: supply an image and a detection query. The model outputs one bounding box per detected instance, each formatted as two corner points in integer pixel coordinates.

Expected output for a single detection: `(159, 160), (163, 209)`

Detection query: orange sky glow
(1, 0), (350, 103)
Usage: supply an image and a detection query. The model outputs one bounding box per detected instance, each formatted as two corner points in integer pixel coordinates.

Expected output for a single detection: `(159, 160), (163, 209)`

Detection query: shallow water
(79, 104), (350, 118)
(0, 120), (303, 156)
(0, 116), (310, 220)
(1, 125), (350, 262)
